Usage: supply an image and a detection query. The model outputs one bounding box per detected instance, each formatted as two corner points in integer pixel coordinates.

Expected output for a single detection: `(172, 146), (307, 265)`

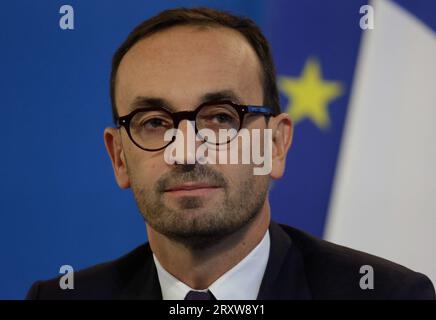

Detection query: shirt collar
(153, 229), (270, 300)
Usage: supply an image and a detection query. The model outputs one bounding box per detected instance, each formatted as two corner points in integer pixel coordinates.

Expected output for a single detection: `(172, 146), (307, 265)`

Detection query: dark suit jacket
(26, 221), (435, 299)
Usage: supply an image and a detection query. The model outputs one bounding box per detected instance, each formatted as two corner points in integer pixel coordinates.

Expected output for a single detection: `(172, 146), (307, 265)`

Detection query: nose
(170, 119), (199, 164)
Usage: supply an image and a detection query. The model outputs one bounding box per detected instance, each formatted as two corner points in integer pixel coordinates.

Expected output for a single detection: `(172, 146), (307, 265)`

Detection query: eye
(139, 117), (172, 130)
(212, 113), (234, 124)
(144, 118), (164, 128)
(197, 104), (240, 131)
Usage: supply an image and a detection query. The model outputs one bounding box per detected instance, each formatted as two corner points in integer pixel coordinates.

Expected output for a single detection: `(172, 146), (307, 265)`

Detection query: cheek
(219, 163), (254, 189)
(124, 148), (165, 188)
(223, 165), (269, 204)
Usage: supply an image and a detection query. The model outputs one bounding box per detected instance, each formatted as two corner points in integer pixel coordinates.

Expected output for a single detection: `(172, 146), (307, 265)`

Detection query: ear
(103, 127), (130, 189)
(269, 113), (293, 180)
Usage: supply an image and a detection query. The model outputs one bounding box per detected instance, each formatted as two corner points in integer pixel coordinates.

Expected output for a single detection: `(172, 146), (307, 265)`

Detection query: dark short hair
(110, 7), (280, 124)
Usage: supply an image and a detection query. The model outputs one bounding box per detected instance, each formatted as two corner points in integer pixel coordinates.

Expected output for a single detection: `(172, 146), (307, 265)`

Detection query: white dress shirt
(153, 230), (270, 300)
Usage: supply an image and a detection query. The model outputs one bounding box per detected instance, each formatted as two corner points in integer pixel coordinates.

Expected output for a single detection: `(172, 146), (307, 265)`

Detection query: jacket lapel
(119, 220), (311, 300)
(257, 221), (312, 300)
(119, 244), (162, 300)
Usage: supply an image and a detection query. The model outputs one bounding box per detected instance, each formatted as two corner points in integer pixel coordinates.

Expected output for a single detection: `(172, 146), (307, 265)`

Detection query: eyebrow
(127, 89), (243, 114)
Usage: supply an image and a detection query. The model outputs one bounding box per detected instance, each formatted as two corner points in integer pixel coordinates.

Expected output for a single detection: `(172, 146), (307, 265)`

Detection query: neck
(147, 201), (271, 290)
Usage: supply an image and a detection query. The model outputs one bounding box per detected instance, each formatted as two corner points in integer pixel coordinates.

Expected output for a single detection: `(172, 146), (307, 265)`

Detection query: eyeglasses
(116, 100), (275, 151)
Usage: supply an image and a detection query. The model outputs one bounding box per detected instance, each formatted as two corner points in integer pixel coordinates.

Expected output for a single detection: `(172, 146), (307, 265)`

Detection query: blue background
(0, 0), (368, 299)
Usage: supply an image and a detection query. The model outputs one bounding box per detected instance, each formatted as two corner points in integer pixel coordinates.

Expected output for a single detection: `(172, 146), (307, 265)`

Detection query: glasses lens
(196, 103), (240, 144)
(130, 109), (174, 150)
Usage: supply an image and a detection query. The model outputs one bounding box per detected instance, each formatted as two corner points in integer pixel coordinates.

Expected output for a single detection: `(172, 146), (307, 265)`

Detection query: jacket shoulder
(278, 224), (435, 299)
(26, 244), (151, 300)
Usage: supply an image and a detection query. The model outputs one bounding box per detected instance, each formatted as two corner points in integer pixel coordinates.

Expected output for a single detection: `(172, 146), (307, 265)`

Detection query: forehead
(115, 25), (263, 114)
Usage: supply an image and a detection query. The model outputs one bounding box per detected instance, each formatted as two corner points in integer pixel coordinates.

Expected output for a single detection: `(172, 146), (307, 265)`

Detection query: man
(27, 7), (435, 300)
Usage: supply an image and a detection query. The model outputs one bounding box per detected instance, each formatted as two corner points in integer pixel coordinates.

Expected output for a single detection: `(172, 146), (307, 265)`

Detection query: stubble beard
(130, 164), (269, 250)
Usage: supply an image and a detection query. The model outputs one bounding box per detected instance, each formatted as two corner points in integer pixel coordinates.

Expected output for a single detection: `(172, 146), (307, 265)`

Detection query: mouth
(164, 182), (222, 197)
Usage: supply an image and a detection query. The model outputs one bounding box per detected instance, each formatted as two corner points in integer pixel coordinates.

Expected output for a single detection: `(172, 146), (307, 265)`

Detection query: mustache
(155, 164), (228, 193)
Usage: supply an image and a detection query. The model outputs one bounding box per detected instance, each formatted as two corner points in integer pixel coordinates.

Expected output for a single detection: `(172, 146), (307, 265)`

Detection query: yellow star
(278, 58), (344, 129)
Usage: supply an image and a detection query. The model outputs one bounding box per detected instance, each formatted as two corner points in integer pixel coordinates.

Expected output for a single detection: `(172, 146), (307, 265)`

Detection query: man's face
(113, 26), (271, 249)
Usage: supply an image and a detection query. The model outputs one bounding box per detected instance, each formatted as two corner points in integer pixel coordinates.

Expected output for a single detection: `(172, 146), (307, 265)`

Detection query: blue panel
(265, 0), (366, 236)
(393, 0), (436, 31)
